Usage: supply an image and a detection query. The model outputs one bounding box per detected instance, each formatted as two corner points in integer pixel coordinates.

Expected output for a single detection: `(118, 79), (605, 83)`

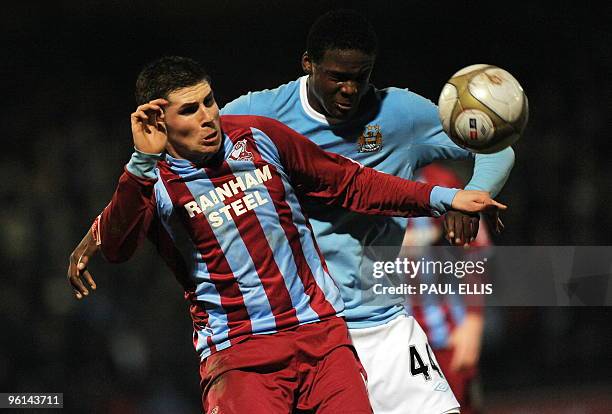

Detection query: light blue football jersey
(221, 76), (514, 328)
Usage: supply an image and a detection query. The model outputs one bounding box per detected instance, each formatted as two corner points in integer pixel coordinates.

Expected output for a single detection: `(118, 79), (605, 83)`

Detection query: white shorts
(349, 315), (460, 414)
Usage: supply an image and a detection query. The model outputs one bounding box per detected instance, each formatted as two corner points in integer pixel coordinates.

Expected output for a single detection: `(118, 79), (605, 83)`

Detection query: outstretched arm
(99, 99), (168, 261)
(409, 95), (514, 244)
(66, 99), (167, 300)
(254, 116), (506, 217)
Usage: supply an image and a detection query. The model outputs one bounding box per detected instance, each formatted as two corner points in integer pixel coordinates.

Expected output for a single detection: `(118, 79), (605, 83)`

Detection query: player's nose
(340, 80), (358, 97)
(198, 105), (215, 124)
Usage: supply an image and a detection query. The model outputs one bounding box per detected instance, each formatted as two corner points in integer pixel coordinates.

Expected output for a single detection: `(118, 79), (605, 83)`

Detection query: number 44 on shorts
(409, 344), (444, 381)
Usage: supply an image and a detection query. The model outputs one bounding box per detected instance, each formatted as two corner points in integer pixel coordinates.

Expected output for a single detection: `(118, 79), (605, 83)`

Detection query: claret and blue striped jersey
(99, 115), (442, 359)
(221, 76), (514, 328)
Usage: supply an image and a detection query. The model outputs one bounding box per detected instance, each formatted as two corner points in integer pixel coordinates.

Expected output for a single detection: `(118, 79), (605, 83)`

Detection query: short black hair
(306, 9), (378, 63)
(135, 56), (210, 105)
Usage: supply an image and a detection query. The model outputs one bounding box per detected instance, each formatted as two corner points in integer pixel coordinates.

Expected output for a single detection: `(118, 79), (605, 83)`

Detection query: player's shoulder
(220, 114), (280, 128)
(220, 114), (298, 138)
(222, 77), (301, 116)
(251, 77), (300, 101)
(377, 85), (438, 113)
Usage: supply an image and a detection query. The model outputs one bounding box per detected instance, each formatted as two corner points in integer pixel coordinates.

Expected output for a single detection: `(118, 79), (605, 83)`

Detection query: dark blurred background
(1, 1), (611, 413)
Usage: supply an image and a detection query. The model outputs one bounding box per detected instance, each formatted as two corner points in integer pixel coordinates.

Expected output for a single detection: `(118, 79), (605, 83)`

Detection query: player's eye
(203, 93), (215, 107)
(179, 105), (198, 115)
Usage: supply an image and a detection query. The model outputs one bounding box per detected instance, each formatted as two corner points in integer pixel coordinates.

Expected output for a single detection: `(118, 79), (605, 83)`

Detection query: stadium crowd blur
(2, 2), (610, 413)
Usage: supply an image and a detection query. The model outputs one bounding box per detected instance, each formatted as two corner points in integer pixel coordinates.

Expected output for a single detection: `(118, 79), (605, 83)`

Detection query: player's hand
(444, 211), (479, 246)
(131, 98), (168, 154)
(451, 190), (507, 214)
(483, 208), (505, 234)
(448, 313), (484, 372)
(67, 228), (99, 300)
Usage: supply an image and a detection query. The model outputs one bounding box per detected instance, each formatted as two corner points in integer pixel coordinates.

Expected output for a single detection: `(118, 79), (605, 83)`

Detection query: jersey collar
(300, 75), (342, 125)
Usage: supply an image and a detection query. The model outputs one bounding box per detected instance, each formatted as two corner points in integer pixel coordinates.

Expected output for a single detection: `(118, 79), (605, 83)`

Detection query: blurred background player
(404, 163), (491, 414)
(220, 9), (513, 414)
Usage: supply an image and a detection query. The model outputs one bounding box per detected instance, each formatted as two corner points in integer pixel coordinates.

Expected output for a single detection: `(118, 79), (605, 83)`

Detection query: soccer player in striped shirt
(67, 56), (505, 413)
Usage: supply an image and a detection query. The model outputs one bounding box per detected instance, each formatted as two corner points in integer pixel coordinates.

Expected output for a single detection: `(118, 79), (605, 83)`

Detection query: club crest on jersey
(357, 125), (383, 153)
(228, 139), (254, 161)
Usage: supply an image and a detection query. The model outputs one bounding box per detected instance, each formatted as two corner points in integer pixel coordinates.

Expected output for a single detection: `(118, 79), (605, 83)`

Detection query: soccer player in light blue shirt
(221, 9), (513, 414)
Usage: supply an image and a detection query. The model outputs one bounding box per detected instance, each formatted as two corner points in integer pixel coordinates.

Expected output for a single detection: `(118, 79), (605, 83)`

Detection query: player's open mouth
(201, 130), (218, 143)
(335, 102), (353, 111)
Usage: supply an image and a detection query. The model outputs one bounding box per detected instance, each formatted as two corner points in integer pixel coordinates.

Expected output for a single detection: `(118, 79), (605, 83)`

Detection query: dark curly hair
(135, 56), (210, 105)
(306, 9), (378, 63)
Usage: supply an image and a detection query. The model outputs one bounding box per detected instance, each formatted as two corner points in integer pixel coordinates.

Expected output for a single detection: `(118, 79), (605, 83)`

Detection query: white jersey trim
(299, 75), (331, 125)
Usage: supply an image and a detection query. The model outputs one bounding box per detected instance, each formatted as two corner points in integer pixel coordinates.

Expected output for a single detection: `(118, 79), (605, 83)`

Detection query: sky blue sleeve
(126, 148), (163, 180)
(404, 91), (474, 168)
(429, 186), (460, 216)
(220, 93), (251, 115)
(464, 147), (515, 197)
(413, 130), (515, 198)
(405, 91), (514, 197)
(410, 130), (473, 168)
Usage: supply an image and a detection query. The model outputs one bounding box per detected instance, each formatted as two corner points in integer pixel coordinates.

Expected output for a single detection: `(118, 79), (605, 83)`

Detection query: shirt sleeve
(465, 148), (515, 197)
(253, 117), (449, 217)
(407, 93), (514, 197)
(99, 153), (159, 263)
(220, 93), (252, 116)
(413, 131), (514, 198)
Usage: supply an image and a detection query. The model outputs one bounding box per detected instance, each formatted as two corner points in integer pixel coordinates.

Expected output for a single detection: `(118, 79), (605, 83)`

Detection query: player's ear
(302, 52), (313, 75)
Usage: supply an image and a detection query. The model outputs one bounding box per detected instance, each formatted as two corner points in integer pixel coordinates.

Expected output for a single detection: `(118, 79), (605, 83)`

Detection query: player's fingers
(483, 197), (507, 210)
(132, 111), (151, 131)
(144, 110), (160, 130)
(69, 274), (89, 297)
(496, 216), (505, 233)
(81, 269), (97, 290)
(481, 210), (499, 234)
(148, 98), (169, 107)
(132, 111), (152, 134)
(132, 110), (152, 124)
(75, 246), (98, 289)
(68, 252), (82, 279)
(471, 216), (479, 243)
(453, 218), (463, 246)
(132, 109), (147, 119)
(141, 103), (163, 112)
(147, 99), (168, 118)
(461, 214), (473, 245)
(138, 105), (165, 124)
(444, 214), (455, 242)
(77, 250), (90, 268)
(136, 102), (164, 113)
(156, 121), (167, 132)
